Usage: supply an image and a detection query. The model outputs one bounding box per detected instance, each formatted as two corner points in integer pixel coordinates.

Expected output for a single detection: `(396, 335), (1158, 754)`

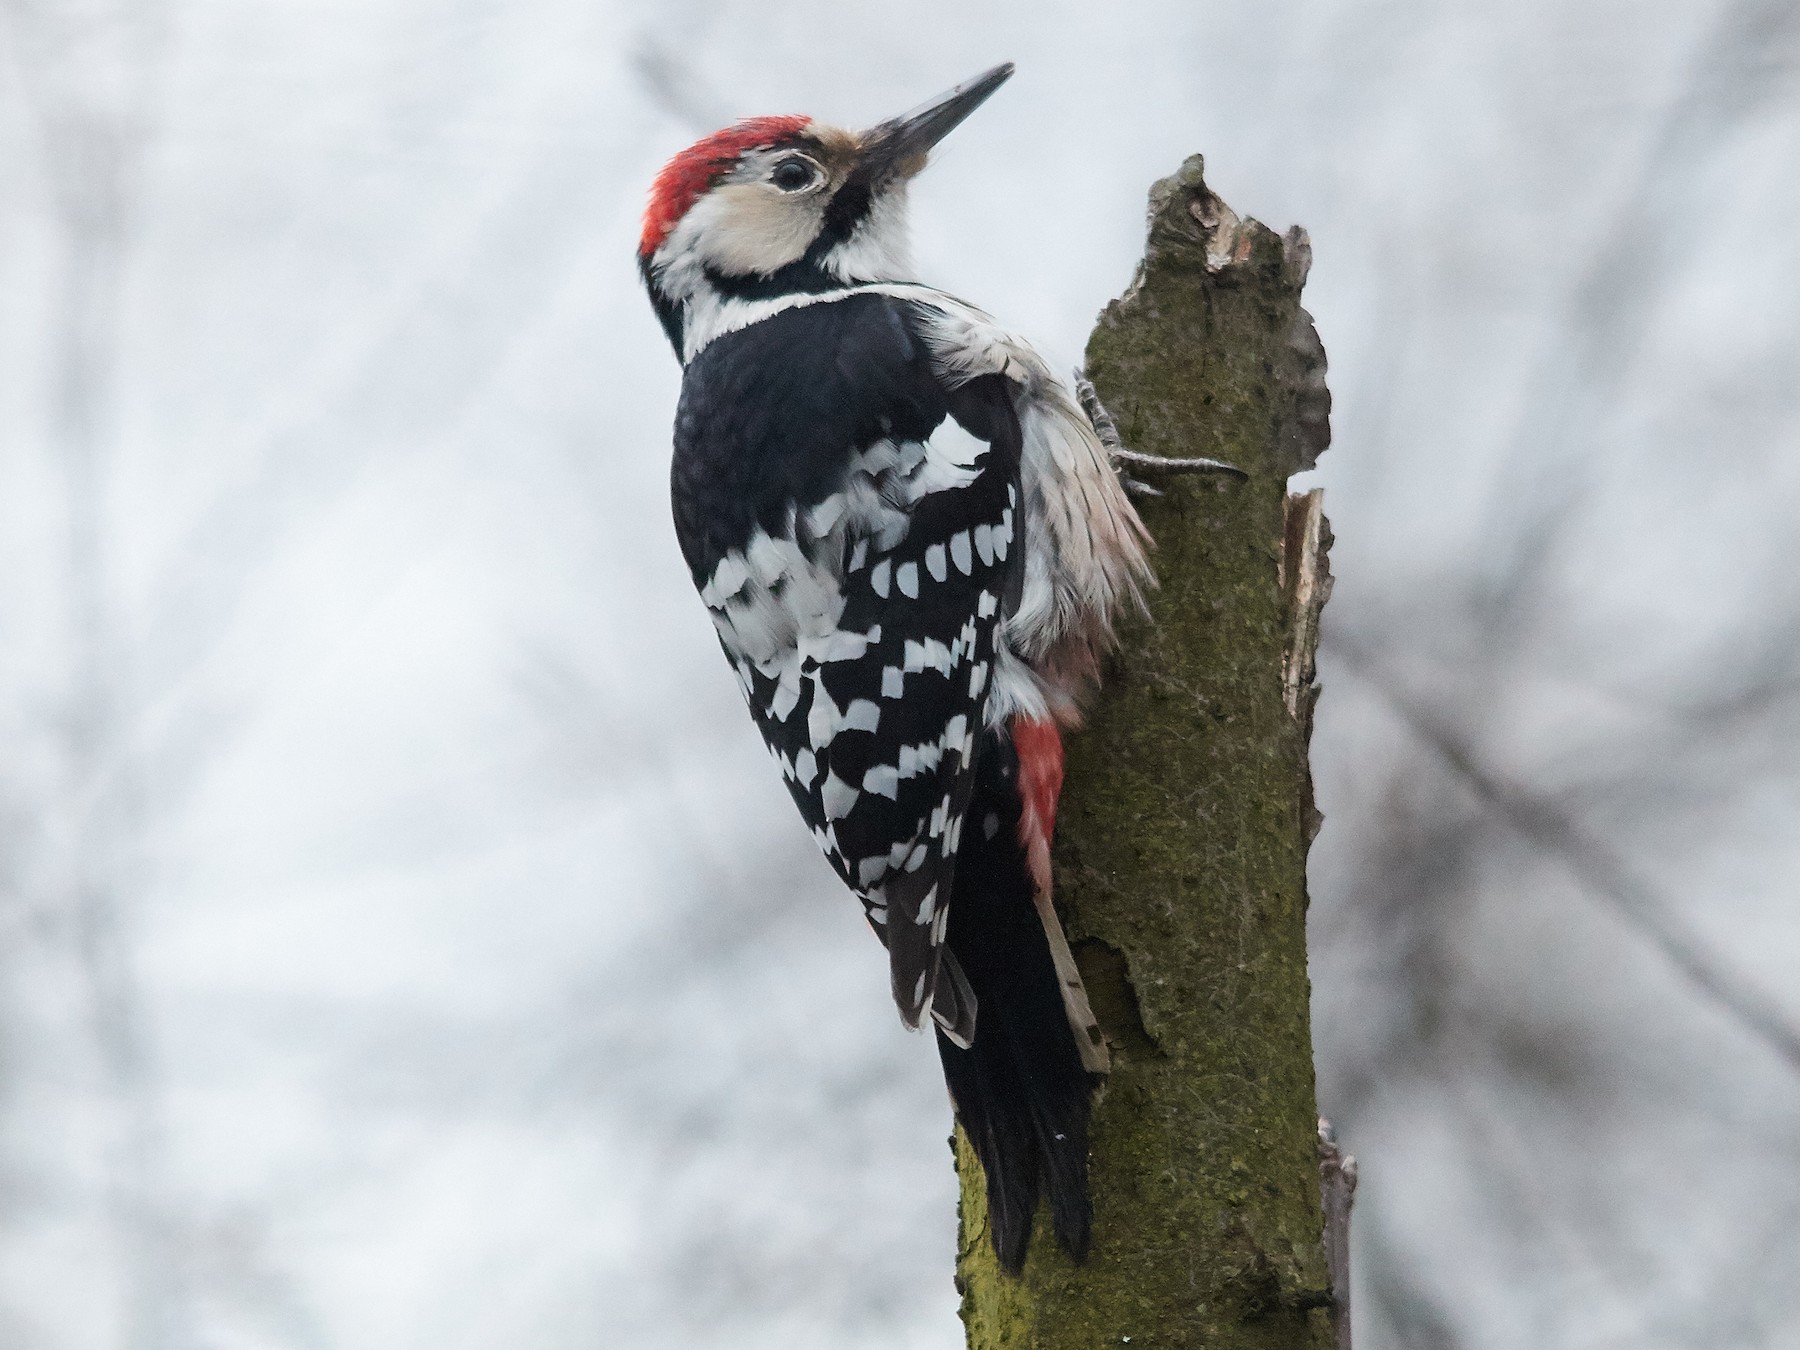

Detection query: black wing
(671, 294), (1023, 1037)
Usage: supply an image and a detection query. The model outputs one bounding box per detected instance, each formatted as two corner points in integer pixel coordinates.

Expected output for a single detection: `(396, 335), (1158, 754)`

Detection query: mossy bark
(955, 155), (1335, 1348)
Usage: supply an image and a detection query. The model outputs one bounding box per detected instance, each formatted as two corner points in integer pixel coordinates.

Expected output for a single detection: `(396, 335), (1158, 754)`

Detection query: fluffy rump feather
(906, 294), (1152, 719)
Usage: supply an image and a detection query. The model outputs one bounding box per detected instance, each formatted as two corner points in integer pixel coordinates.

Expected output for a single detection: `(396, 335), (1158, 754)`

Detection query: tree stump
(955, 154), (1337, 1350)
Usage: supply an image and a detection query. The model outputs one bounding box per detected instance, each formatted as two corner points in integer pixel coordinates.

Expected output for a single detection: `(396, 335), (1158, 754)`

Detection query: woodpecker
(639, 63), (1220, 1274)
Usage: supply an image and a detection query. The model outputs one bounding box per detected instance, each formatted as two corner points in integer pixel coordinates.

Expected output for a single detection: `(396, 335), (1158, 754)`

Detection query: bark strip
(956, 154), (1337, 1349)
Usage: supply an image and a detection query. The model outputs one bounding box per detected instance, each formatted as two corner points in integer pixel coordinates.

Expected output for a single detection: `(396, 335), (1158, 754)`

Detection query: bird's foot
(1073, 368), (1248, 496)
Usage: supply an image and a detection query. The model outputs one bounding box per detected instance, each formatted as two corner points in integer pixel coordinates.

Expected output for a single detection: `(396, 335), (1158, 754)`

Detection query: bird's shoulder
(669, 290), (1019, 585)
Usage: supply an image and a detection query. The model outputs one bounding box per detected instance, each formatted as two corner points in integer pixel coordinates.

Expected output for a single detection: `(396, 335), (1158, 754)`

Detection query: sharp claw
(1113, 448), (1250, 480)
(1075, 365), (1248, 482)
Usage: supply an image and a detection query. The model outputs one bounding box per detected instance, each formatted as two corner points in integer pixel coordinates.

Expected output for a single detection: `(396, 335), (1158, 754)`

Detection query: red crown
(639, 115), (812, 258)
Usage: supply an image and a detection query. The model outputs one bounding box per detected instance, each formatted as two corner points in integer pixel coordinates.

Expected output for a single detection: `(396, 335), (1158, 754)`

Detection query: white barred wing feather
(698, 415), (1015, 1041)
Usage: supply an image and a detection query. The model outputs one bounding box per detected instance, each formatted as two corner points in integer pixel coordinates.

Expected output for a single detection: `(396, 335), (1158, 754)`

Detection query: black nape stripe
(703, 255), (843, 305)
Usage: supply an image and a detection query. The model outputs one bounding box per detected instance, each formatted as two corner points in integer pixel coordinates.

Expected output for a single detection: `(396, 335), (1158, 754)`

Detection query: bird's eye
(769, 156), (819, 192)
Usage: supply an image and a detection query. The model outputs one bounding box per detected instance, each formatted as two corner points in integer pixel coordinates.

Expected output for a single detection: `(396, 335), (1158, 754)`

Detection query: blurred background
(2, 0), (1797, 1346)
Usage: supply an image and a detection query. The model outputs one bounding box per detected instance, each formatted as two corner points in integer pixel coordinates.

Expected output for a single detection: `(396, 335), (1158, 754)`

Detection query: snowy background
(3, 1), (1798, 1346)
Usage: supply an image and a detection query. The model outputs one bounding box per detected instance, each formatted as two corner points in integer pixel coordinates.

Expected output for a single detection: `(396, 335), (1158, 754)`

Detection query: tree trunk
(956, 154), (1336, 1349)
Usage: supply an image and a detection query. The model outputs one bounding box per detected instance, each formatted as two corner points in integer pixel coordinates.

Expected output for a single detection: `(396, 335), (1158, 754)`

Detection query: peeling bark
(956, 155), (1337, 1349)
(1317, 1119), (1358, 1350)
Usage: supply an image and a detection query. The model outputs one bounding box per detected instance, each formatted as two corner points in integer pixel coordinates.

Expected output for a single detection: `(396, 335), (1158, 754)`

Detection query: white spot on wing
(944, 715), (968, 756)
(910, 420), (986, 497)
(950, 531), (973, 575)
(808, 690), (841, 748)
(807, 494), (847, 536)
(822, 772), (860, 820)
(768, 671), (802, 721)
(926, 544), (947, 582)
(804, 626), (878, 664)
(701, 552), (750, 607)
(745, 531), (789, 585)
(897, 740), (944, 779)
(881, 666), (905, 698)
(871, 559), (891, 598)
(863, 764), (900, 799)
(897, 561), (919, 599)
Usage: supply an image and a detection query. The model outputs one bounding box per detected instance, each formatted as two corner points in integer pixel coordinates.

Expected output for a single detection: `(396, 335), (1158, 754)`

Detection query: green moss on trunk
(956, 155), (1334, 1350)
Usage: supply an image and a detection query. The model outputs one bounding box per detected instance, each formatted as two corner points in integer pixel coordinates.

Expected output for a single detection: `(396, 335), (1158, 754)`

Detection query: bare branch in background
(1333, 637), (1800, 1077)
(0, 0), (190, 1342)
(1472, 0), (1800, 600)
(3, 3), (1799, 1346)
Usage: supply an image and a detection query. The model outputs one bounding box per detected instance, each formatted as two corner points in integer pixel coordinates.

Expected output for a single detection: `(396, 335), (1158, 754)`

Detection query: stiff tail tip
(938, 724), (1097, 1275)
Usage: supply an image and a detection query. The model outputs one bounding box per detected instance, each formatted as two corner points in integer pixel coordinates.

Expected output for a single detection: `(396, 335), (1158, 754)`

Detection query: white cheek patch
(676, 183), (824, 279)
(820, 184), (916, 284)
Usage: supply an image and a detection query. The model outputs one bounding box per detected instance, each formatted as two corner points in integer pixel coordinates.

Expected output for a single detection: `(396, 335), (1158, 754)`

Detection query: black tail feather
(936, 730), (1094, 1275)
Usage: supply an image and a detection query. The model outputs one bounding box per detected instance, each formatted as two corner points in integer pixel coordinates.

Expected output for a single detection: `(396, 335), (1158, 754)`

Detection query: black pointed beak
(856, 62), (1015, 183)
